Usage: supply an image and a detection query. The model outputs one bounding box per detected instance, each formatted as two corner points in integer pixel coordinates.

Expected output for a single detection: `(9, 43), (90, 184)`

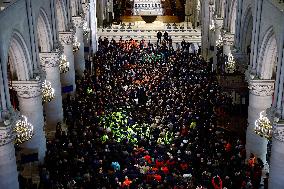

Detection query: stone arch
(257, 27), (278, 80)
(228, 0), (237, 33)
(37, 8), (53, 52)
(56, 0), (68, 32)
(71, 0), (78, 16)
(7, 31), (32, 81)
(240, 7), (253, 54)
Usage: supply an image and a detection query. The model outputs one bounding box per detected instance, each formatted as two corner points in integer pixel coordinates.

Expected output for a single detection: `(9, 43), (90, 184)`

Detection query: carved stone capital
(247, 79), (275, 97)
(82, 3), (90, 14)
(72, 16), (84, 28)
(59, 32), (74, 45)
(39, 52), (60, 69)
(273, 121), (284, 142)
(214, 18), (223, 29)
(12, 80), (42, 99)
(223, 32), (234, 46)
(0, 110), (19, 146)
(0, 127), (15, 146)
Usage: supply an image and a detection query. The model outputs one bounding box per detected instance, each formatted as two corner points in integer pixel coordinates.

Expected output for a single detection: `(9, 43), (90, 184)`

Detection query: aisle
(43, 39), (258, 189)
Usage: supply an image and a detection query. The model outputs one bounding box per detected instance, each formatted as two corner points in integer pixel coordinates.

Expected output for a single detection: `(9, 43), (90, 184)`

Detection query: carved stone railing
(98, 24), (202, 43)
(0, 110), (18, 146)
(273, 121), (284, 142)
(222, 32), (234, 46)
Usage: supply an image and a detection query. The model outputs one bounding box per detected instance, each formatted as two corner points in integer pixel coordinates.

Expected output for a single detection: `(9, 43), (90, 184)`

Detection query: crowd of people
(40, 38), (265, 189)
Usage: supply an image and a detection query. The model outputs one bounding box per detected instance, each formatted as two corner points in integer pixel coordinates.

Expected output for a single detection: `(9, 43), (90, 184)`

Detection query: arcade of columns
(201, 0), (284, 188)
(0, 1), (95, 188)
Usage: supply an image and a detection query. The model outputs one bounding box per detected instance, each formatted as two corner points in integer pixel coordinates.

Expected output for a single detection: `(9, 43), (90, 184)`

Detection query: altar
(133, 0), (163, 16)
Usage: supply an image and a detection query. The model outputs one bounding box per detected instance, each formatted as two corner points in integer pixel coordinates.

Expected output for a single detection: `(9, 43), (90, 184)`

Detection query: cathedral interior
(0, 0), (284, 188)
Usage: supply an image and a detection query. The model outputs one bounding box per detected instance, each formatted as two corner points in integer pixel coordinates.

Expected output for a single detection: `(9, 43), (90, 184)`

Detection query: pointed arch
(228, 0), (237, 34)
(37, 8), (53, 52)
(257, 27), (278, 80)
(7, 31), (32, 81)
(56, 0), (68, 32)
(240, 7), (253, 53)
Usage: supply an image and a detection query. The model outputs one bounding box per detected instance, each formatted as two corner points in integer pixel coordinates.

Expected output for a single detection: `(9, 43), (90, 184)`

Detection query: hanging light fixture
(83, 21), (90, 36)
(254, 111), (272, 140)
(225, 53), (236, 73)
(73, 37), (80, 52)
(1, 110), (34, 145)
(59, 54), (70, 74)
(42, 80), (55, 103)
(14, 114), (34, 145)
(216, 34), (223, 47)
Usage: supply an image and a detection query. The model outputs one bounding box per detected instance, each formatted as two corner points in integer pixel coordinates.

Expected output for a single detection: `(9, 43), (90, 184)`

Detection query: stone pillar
(223, 32), (235, 56)
(185, 0), (190, 25)
(96, 0), (105, 27)
(246, 77), (274, 162)
(12, 81), (46, 163)
(82, 2), (90, 46)
(90, 0), (98, 52)
(250, 0), (262, 69)
(59, 32), (76, 93)
(0, 119), (19, 189)
(213, 18), (223, 71)
(39, 52), (63, 135)
(107, 0), (113, 23)
(201, 0), (213, 61)
(269, 122), (284, 188)
(72, 16), (85, 76)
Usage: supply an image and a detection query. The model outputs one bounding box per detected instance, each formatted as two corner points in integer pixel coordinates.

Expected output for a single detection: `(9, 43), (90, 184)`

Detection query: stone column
(269, 122), (284, 188)
(90, 0), (98, 52)
(213, 17), (223, 71)
(0, 118), (19, 189)
(96, 0), (105, 27)
(72, 16), (85, 76)
(59, 32), (76, 93)
(12, 81), (46, 163)
(200, 0), (211, 61)
(82, 2), (91, 46)
(246, 77), (274, 162)
(39, 52), (63, 135)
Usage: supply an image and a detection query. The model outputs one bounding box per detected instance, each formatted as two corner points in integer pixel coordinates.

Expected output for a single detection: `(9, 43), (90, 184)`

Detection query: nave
(41, 39), (261, 189)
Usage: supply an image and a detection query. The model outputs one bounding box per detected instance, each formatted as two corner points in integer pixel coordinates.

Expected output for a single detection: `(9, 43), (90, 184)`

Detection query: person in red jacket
(122, 176), (132, 188)
(212, 176), (223, 189)
(166, 158), (176, 168)
(180, 162), (188, 171)
(161, 166), (169, 174)
(155, 158), (164, 168)
(154, 174), (162, 182)
(144, 153), (152, 164)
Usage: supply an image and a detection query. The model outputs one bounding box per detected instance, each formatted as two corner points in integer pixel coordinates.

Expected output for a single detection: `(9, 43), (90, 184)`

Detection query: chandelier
(216, 34), (223, 47)
(83, 21), (90, 36)
(42, 80), (55, 103)
(73, 37), (80, 52)
(14, 115), (34, 145)
(254, 111), (272, 140)
(225, 53), (236, 73)
(0, 110), (34, 146)
(59, 54), (70, 73)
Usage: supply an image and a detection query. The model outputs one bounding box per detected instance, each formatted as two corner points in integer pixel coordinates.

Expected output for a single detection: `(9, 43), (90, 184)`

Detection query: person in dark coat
(157, 31), (162, 44)
(163, 31), (169, 41)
